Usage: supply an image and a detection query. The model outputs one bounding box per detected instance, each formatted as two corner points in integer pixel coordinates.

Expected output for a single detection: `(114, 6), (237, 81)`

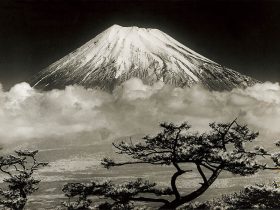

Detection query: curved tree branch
(196, 163), (207, 185)
(104, 160), (167, 168)
(221, 118), (237, 149)
(200, 162), (216, 172)
(0, 167), (12, 177)
(171, 162), (185, 200)
(130, 197), (169, 205)
(160, 168), (222, 209)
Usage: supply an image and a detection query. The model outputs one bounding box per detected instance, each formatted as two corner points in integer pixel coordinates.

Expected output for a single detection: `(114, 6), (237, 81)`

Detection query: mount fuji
(31, 24), (258, 91)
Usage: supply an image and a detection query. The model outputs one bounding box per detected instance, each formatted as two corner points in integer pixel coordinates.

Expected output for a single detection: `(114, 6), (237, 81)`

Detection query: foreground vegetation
(179, 182), (280, 210)
(61, 120), (280, 209)
(0, 150), (48, 210)
(1, 120), (280, 209)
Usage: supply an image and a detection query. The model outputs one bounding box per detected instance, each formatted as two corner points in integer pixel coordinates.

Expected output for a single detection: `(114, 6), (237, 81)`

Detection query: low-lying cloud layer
(0, 78), (279, 147)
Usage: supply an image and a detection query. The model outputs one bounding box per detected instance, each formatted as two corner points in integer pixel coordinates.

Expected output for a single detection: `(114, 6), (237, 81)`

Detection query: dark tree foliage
(61, 178), (172, 210)
(270, 140), (280, 167)
(179, 201), (212, 210)
(212, 140), (280, 210)
(179, 182), (280, 210)
(101, 120), (268, 209)
(221, 182), (280, 209)
(0, 150), (48, 210)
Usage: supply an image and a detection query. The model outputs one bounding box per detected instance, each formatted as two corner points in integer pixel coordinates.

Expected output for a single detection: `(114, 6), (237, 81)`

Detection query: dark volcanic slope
(31, 25), (258, 91)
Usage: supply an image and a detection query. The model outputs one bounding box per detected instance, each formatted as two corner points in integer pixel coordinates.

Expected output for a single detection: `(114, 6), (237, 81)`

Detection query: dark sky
(1, 0), (280, 90)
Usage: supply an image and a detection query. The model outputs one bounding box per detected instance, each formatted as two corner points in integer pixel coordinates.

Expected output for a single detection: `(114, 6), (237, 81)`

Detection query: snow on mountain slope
(31, 24), (258, 91)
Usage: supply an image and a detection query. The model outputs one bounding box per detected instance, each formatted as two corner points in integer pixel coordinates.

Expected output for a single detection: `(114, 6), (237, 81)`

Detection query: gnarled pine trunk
(159, 169), (221, 210)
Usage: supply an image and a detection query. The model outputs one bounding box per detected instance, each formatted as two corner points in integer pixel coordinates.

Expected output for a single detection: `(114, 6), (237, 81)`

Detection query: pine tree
(0, 150), (48, 210)
(102, 120), (267, 209)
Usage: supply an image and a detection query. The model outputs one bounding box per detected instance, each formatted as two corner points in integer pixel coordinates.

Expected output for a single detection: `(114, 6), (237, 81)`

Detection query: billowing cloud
(0, 78), (279, 148)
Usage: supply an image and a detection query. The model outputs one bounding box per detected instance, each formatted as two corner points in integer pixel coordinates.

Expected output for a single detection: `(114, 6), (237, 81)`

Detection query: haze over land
(0, 79), (279, 147)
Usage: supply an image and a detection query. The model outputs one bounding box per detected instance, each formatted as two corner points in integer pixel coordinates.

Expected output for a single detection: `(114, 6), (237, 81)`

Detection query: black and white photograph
(1, 0), (280, 209)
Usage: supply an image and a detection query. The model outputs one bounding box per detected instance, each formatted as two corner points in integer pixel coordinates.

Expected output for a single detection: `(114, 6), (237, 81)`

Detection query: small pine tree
(61, 178), (172, 210)
(0, 150), (48, 210)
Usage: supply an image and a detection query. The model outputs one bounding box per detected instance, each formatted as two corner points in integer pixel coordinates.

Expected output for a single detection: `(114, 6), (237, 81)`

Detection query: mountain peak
(108, 24), (149, 30)
(105, 24), (159, 39)
(108, 24), (123, 29)
(30, 25), (258, 91)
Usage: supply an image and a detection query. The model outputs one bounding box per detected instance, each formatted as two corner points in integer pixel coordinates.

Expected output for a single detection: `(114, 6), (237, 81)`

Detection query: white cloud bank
(0, 78), (280, 147)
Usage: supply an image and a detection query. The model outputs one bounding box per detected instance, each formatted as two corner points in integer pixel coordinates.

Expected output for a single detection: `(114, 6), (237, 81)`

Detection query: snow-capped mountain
(31, 24), (258, 91)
